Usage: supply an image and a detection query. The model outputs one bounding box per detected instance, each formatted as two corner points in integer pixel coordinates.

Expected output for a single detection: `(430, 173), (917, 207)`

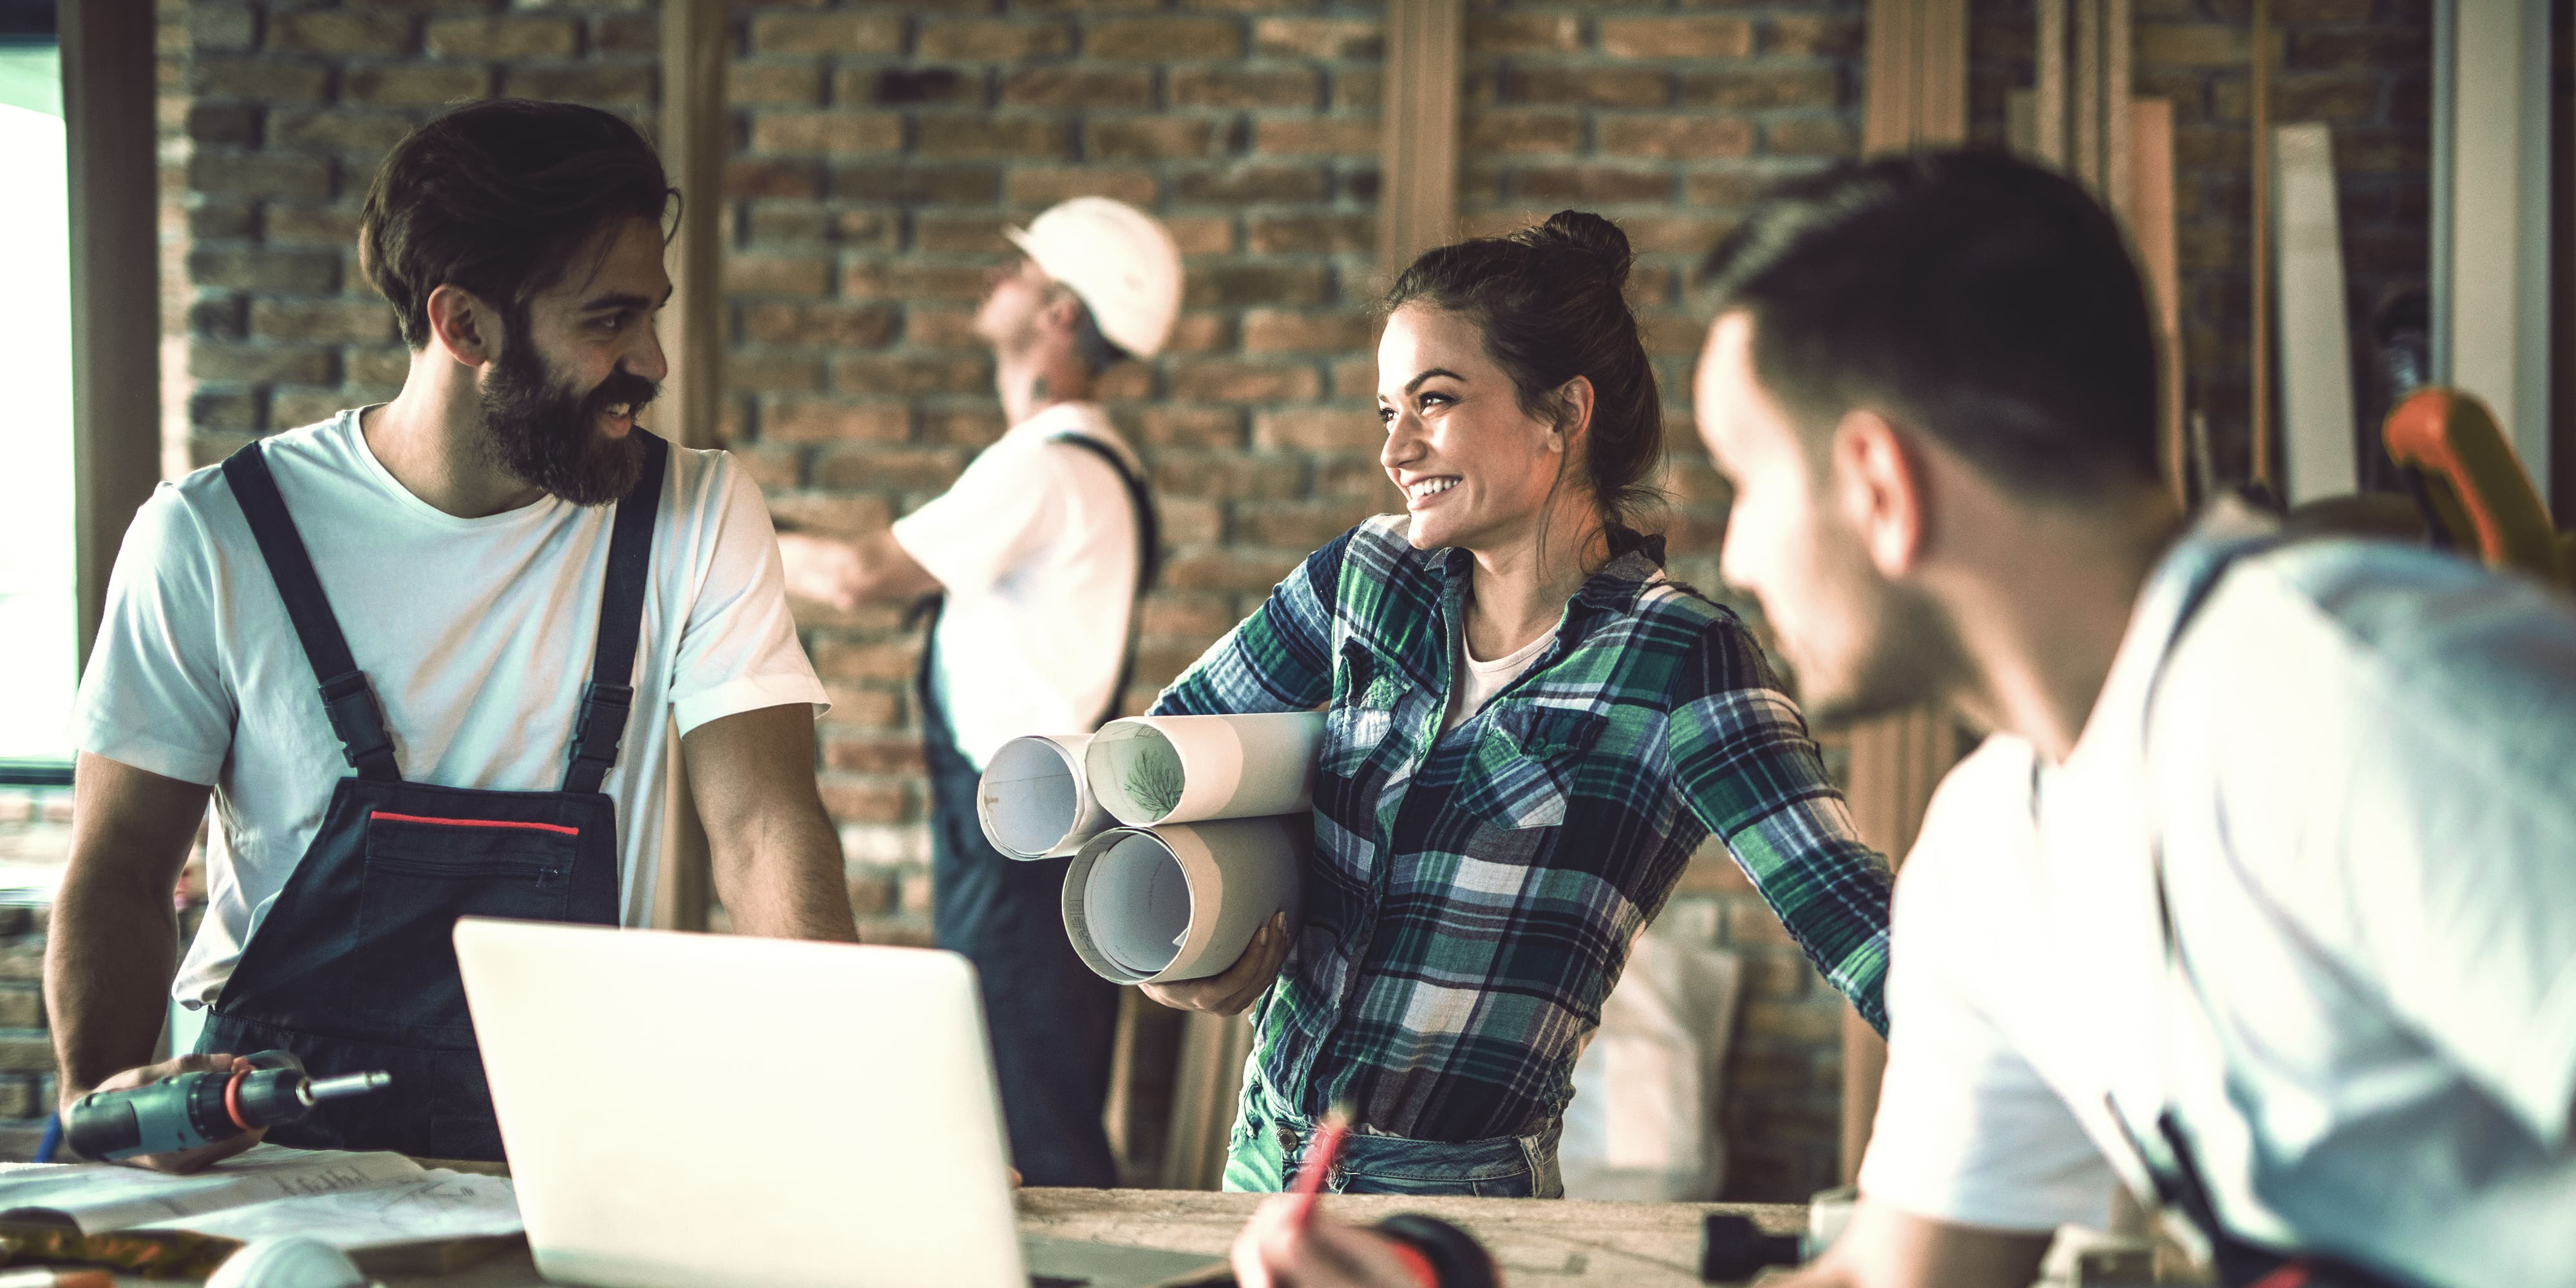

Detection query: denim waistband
(1244, 1065), (1564, 1194)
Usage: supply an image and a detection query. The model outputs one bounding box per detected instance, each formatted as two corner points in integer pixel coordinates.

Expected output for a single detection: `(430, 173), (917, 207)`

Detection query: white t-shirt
(75, 410), (829, 1007)
(1859, 503), (2576, 1287)
(889, 401), (1142, 771)
(1441, 623), (1556, 734)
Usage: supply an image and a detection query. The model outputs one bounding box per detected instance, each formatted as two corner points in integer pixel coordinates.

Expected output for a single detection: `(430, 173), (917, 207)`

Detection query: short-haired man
(778, 197), (1180, 1187)
(51, 100), (854, 1168)
(1694, 153), (2575, 1287)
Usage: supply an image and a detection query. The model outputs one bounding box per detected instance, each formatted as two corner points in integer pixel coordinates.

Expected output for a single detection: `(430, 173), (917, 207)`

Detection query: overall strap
(565, 431), (670, 794)
(1048, 431), (1161, 727)
(221, 442), (401, 782)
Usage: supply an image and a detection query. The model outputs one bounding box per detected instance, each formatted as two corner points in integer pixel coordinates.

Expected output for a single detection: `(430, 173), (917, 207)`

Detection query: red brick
(1158, 549), (1306, 594)
(831, 162), (999, 205)
(2136, 23), (2249, 66)
(1764, 118), (1857, 158)
(903, 307), (983, 350)
(762, 399), (910, 444)
(1251, 117), (1378, 156)
(830, 355), (994, 397)
(1156, 498), (1225, 545)
(728, 158), (824, 200)
(1087, 118), (1223, 162)
(730, 62), (823, 107)
(1174, 164), (1329, 205)
(1001, 67), (1155, 109)
(250, 299), (395, 344)
(1136, 407), (1247, 450)
(1139, 592), (1243, 641)
(1251, 408), (1377, 452)
(744, 301), (902, 352)
(1678, 65), (1841, 109)
(840, 260), (993, 303)
(1618, 213), (1736, 254)
(913, 213), (1014, 256)
(267, 110), (416, 155)
(1171, 360), (1322, 404)
(342, 63), (488, 107)
(1467, 14), (1580, 55)
(184, 103), (259, 147)
(1186, 262), (1331, 308)
(1088, 17), (1242, 59)
(918, 116), (1072, 160)
(1602, 17), (1754, 59)
(727, 253), (833, 297)
(1336, 69), (1382, 111)
(1330, 358), (1378, 401)
(748, 13), (904, 57)
(1464, 109), (1584, 156)
(1164, 215), (1236, 255)
(189, 343), (338, 386)
(269, 9), (415, 56)
(504, 63), (656, 106)
(193, 57), (330, 102)
(817, 778), (913, 824)
(1005, 166), (1159, 207)
(728, 354), (826, 395)
(813, 445), (969, 491)
(838, 65), (983, 109)
(824, 736), (925, 776)
(423, 16), (578, 60)
(1151, 453), (1308, 501)
(188, 152), (334, 200)
(1236, 499), (1379, 550)
(752, 111), (902, 157)
(918, 20), (1074, 61)
(597, 14), (658, 55)
(2287, 28), (2420, 71)
(191, 5), (256, 53)
(1170, 66), (1319, 109)
(815, 684), (904, 729)
(1601, 115), (1755, 159)
(920, 406), (1009, 448)
(1161, 313), (1235, 354)
(1244, 310), (1372, 354)
(1509, 66), (1668, 109)
(1768, 16), (1862, 57)
(1245, 213), (1373, 254)
(1253, 17), (1381, 59)
(1514, 164), (1674, 204)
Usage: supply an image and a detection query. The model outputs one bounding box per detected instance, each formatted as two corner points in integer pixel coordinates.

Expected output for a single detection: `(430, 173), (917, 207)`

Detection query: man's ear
(424, 284), (502, 369)
(1547, 375), (1596, 454)
(1831, 408), (1929, 578)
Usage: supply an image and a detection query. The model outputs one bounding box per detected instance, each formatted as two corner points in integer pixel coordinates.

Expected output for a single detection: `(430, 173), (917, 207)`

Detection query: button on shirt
(1859, 503), (2576, 1287)
(891, 402), (1141, 771)
(1150, 516), (1891, 1142)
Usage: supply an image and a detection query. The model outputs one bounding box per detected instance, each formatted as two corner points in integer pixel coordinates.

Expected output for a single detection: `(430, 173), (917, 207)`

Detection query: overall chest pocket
(350, 811), (579, 1032)
(1322, 643), (1408, 777)
(1459, 703), (1607, 831)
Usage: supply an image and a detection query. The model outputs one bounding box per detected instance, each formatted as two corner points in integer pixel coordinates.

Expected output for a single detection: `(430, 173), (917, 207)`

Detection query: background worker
(1138, 213), (1891, 1196)
(1696, 153), (2576, 1288)
(777, 197), (1180, 1188)
(49, 100), (853, 1170)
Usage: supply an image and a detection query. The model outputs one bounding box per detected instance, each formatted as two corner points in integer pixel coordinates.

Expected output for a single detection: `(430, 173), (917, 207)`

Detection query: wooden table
(368, 1189), (1808, 1287)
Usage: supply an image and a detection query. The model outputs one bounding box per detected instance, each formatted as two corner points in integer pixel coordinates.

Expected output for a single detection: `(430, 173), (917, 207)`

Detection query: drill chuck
(62, 1052), (392, 1162)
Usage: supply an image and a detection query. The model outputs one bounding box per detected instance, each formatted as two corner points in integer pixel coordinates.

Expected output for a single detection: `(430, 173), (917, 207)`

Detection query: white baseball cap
(1004, 197), (1184, 359)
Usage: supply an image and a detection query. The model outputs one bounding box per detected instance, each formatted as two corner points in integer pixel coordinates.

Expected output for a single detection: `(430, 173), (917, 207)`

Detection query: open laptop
(453, 918), (1227, 1288)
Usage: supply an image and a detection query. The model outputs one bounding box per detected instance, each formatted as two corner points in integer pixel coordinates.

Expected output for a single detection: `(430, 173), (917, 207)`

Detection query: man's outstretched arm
(775, 529), (940, 611)
(682, 703), (858, 942)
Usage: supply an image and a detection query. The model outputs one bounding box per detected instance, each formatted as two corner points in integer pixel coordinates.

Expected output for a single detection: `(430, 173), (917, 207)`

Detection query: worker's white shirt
(891, 401), (1141, 771)
(1860, 502), (2576, 1287)
(75, 410), (829, 1006)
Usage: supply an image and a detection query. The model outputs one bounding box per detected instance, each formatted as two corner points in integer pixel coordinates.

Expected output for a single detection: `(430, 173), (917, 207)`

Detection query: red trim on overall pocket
(368, 811), (580, 837)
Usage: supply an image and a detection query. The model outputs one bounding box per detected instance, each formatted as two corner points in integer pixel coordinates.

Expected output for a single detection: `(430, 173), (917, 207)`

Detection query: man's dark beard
(479, 327), (657, 506)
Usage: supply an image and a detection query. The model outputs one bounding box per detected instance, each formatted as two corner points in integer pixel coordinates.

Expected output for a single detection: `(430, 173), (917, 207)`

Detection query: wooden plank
(2131, 99), (2188, 503)
(1378, 0), (1462, 278)
(1159, 1010), (1254, 1190)
(2273, 123), (2360, 503)
(62, 0), (163, 672)
(2036, 0), (2069, 166)
(2249, 0), (2275, 489)
(2073, 0), (2103, 189)
(2104, 0), (2133, 220)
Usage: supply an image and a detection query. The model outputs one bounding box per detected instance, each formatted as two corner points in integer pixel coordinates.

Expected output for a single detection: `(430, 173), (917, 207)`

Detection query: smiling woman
(1135, 212), (1895, 1200)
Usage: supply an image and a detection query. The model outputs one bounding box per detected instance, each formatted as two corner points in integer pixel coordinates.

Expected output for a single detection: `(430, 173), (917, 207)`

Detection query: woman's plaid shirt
(1149, 517), (1892, 1143)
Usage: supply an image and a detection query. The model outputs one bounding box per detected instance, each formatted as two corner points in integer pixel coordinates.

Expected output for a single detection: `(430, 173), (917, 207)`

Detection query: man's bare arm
(777, 529), (941, 611)
(681, 703), (858, 942)
(47, 753), (212, 1101)
(1765, 1199), (2051, 1288)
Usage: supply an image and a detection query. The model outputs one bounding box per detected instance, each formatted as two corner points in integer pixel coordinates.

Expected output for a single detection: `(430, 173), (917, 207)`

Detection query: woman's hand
(1141, 912), (1291, 1014)
(1231, 1195), (1430, 1288)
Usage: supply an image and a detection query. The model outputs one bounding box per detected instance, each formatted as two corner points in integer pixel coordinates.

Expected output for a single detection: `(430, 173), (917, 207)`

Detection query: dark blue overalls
(193, 432), (668, 1162)
(921, 430), (1155, 1188)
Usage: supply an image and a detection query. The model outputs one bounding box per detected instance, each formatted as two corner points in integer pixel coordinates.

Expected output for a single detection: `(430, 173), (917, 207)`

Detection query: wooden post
(2249, 0), (2275, 491)
(62, 0), (162, 672)
(650, 0), (726, 933)
(1378, 0), (1462, 278)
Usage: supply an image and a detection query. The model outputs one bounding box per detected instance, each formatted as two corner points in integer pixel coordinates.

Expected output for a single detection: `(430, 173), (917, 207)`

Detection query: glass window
(0, 39), (71, 768)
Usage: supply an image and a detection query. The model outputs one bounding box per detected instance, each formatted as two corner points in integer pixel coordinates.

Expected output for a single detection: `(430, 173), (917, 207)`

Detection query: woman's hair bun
(1522, 209), (1633, 290)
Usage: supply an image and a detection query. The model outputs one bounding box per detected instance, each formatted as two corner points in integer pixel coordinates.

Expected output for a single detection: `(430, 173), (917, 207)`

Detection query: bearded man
(49, 100), (855, 1168)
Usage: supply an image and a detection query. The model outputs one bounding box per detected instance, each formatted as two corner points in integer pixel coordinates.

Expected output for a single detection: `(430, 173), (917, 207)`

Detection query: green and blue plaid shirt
(1150, 516), (1892, 1143)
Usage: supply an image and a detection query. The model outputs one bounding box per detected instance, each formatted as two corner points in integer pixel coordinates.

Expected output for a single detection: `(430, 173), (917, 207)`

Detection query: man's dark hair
(1700, 150), (2161, 497)
(1385, 210), (1664, 534)
(361, 99), (678, 349)
(1064, 298), (1130, 379)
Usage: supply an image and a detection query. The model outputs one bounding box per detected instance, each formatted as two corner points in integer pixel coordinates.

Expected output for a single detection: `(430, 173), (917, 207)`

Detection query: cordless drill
(62, 1050), (392, 1162)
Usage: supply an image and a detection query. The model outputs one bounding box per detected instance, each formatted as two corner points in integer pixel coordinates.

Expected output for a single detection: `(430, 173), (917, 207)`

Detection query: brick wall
(1969, 0), (2432, 486)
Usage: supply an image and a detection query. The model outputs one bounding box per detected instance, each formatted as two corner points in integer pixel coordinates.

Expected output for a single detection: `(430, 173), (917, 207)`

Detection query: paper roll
(1083, 712), (1326, 827)
(976, 734), (1113, 860)
(1061, 817), (1309, 985)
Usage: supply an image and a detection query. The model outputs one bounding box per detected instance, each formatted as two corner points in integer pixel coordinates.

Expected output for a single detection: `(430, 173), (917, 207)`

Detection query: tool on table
(61, 1052), (391, 1162)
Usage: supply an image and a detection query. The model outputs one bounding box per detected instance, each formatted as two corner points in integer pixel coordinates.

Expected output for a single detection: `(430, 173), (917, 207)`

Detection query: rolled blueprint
(976, 733), (1113, 860)
(1061, 816), (1309, 985)
(1083, 712), (1327, 828)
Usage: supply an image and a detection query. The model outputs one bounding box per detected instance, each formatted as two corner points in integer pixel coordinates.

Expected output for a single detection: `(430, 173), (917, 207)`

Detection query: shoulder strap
(564, 432), (670, 794)
(221, 442), (402, 782)
(1050, 431), (1160, 727)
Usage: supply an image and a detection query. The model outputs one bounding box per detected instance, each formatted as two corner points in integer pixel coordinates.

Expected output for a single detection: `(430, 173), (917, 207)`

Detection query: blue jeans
(1220, 1062), (1564, 1198)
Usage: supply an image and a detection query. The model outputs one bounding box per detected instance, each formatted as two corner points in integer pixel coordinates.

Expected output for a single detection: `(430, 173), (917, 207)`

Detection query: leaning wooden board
(317, 1190), (1806, 1288)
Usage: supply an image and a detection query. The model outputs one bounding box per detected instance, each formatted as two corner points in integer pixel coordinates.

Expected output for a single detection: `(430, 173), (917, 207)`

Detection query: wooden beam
(1864, 0), (1969, 153)
(1379, 0), (1461, 278)
(2131, 100), (2188, 504)
(650, 0), (726, 933)
(2249, 0), (2275, 491)
(62, 0), (162, 672)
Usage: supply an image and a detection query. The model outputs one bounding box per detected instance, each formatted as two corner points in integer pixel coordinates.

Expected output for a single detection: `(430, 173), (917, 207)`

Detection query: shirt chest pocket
(1323, 643), (1408, 777)
(1459, 702), (1607, 830)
